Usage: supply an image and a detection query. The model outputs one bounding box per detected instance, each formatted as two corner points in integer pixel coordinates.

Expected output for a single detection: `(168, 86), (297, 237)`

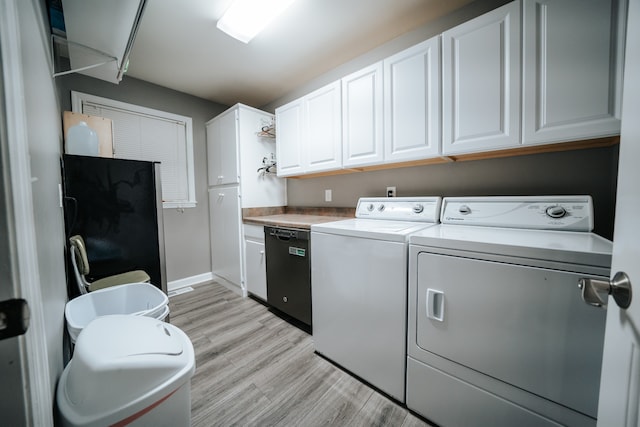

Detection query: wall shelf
(287, 136), (620, 179)
(51, 35), (117, 78)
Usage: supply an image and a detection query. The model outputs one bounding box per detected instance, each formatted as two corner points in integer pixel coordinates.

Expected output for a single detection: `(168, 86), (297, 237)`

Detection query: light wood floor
(169, 282), (434, 427)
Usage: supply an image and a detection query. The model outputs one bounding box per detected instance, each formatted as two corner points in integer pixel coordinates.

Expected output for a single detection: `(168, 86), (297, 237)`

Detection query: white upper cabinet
(342, 62), (384, 167)
(442, 1), (521, 155)
(384, 36), (441, 162)
(275, 99), (305, 177)
(522, 0), (623, 145)
(206, 109), (239, 186)
(304, 81), (342, 173)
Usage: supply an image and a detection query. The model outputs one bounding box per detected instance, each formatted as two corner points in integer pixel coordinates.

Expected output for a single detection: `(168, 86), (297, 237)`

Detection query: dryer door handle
(426, 288), (445, 322)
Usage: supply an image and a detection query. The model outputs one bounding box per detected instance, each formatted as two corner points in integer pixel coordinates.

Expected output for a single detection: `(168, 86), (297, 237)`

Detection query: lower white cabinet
(243, 225), (267, 300)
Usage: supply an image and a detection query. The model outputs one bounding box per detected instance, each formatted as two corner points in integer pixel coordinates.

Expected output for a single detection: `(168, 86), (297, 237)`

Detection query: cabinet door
(207, 109), (239, 185)
(205, 120), (219, 186)
(304, 81), (342, 172)
(244, 239), (267, 300)
(342, 62), (384, 167)
(522, 0), (623, 145)
(209, 187), (242, 289)
(275, 99), (305, 176)
(442, 1), (521, 155)
(384, 37), (441, 162)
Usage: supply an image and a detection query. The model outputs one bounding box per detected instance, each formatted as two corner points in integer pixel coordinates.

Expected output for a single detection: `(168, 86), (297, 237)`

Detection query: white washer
(407, 196), (613, 427)
(311, 197), (442, 402)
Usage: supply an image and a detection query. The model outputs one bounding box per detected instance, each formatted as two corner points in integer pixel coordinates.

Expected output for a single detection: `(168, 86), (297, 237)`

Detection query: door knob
(578, 272), (632, 309)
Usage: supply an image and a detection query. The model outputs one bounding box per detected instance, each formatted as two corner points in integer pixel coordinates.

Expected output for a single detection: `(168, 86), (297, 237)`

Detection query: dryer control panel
(356, 197), (442, 223)
(440, 196), (594, 231)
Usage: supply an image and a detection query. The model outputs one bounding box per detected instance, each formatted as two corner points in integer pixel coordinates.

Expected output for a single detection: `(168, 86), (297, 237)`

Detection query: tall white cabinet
(207, 109), (239, 186)
(207, 104), (286, 296)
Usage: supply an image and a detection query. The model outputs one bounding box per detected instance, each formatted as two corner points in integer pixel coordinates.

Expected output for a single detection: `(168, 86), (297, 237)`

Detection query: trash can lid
(59, 315), (195, 422)
(75, 312), (182, 359)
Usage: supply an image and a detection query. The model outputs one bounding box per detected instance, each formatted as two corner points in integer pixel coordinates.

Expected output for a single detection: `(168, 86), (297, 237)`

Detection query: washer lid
(410, 225), (612, 268)
(312, 218), (436, 241)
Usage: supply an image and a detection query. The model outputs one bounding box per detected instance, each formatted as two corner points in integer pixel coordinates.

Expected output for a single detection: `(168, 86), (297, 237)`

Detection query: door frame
(1, 0), (54, 424)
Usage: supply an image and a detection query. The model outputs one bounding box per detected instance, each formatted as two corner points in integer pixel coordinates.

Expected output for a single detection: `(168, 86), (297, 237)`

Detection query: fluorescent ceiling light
(217, 0), (298, 43)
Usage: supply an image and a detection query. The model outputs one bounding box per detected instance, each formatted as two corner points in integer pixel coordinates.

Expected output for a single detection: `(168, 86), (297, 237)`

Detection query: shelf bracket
(51, 34), (118, 78)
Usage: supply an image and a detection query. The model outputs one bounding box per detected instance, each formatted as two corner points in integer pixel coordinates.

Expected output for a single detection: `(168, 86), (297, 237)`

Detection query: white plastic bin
(57, 315), (195, 427)
(65, 282), (169, 343)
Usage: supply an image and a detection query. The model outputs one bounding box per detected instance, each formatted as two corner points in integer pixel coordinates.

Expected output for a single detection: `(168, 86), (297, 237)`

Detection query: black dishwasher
(264, 226), (311, 327)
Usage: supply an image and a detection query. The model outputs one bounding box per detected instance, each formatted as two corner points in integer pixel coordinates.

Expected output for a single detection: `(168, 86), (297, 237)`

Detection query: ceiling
(125, 0), (475, 108)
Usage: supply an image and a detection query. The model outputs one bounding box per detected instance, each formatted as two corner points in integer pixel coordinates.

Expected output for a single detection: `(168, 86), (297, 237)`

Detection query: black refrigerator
(62, 154), (167, 298)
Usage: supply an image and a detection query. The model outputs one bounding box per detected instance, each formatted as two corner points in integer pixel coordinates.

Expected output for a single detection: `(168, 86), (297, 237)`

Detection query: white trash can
(57, 315), (195, 427)
(65, 283), (170, 343)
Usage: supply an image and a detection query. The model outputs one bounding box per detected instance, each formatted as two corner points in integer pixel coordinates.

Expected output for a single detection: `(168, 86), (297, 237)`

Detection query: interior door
(597, 0), (640, 424)
(0, 123), (28, 426)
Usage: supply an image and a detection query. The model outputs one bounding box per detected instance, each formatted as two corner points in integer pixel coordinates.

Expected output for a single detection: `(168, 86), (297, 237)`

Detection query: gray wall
(56, 74), (228, 282)
(15, 0), (68, 407)
(263, 0), (619, 240)
(287, 145), (619, 239)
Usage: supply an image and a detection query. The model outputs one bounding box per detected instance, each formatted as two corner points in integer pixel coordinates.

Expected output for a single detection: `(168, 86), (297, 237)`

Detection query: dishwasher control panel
(356, 197), (442, 222)
(440, 195), (594, 231)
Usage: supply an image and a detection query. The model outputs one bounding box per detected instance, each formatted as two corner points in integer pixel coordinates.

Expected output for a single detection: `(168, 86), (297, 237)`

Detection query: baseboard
(212, 274), (246, 297)
(167, 272), (214, 292)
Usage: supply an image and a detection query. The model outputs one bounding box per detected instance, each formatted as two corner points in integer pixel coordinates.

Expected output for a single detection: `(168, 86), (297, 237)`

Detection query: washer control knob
(546, 205), (567, 219)
(413, 204), (424, 214)
(367, 203), (375, 212)
(459, 205), (471, 215)
(283, 296), (288, 303)
(378, 204), (385, 212)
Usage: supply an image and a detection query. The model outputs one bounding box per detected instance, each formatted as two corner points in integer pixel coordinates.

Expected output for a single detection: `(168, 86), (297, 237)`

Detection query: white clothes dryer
(407, 196), (613, 427)
(311, 197), (441, 402)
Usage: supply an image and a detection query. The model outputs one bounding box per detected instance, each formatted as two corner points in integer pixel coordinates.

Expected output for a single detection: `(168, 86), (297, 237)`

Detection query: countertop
(243, 214), (350, 230)
(242, 206), (355, 230)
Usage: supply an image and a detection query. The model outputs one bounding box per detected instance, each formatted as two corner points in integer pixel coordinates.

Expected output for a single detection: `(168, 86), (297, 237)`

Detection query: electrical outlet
(325, 189), (332, 202)
(387, 186), (396, 197)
